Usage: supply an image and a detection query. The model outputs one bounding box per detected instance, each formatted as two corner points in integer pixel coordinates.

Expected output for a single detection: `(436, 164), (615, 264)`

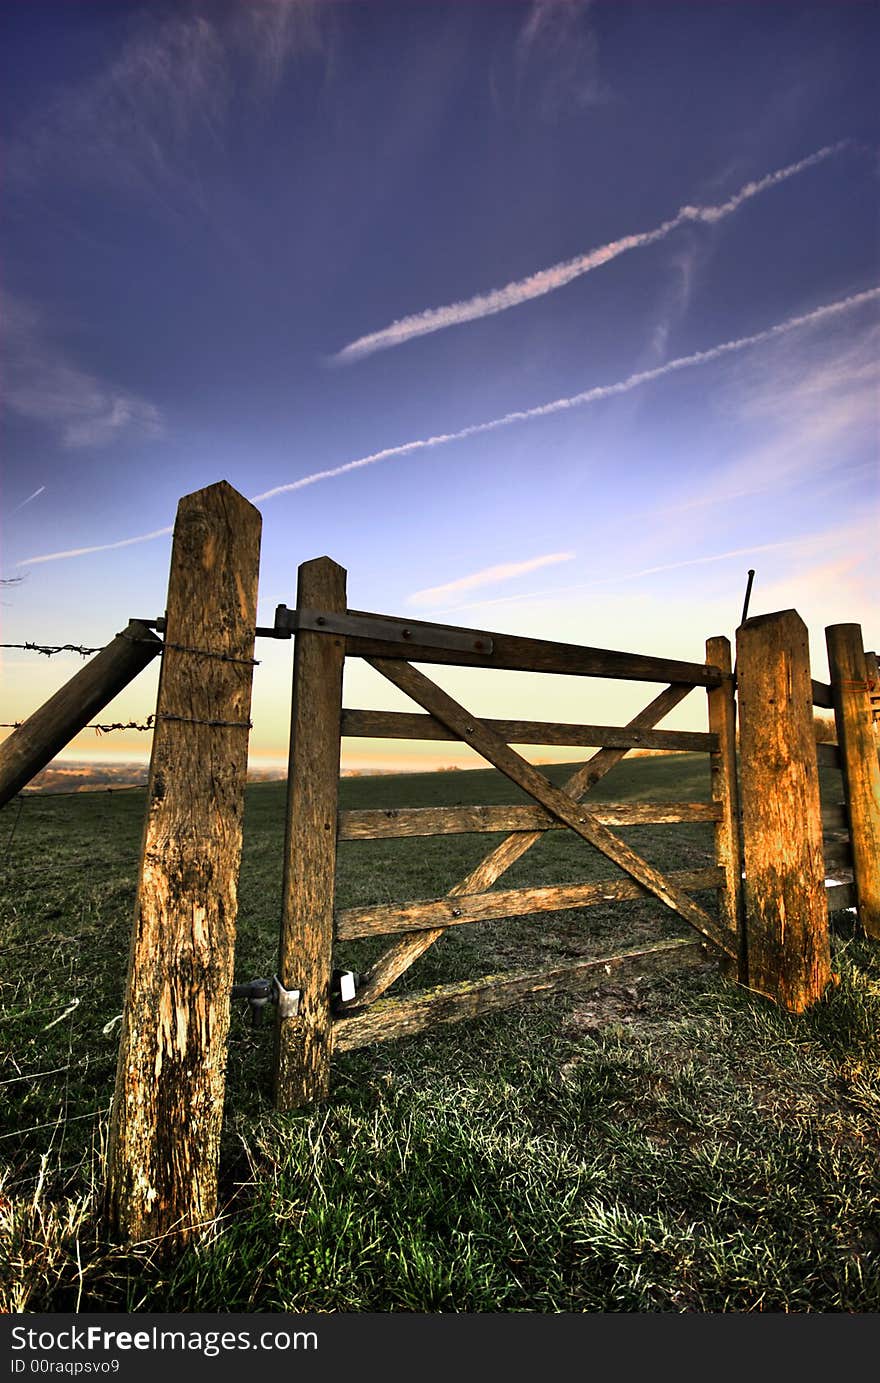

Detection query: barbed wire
(0, 642), (102, 657)
(3, 636), (260, 666)
(1, 718), (156, 734)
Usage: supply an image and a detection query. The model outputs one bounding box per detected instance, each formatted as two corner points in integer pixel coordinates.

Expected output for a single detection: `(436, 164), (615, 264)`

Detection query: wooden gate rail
(337, 681), (702, 1015)
(336, 867), (726, 940)
(341, 607), (728, 686)
(365, 657), (733, 957)
(340, 710), (716, 752)
(339, 800), (723, 840)
(333, 938), (708, 1053)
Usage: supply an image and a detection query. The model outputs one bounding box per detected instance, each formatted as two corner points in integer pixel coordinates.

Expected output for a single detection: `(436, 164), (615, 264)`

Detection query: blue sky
(2, 0), (878, 772)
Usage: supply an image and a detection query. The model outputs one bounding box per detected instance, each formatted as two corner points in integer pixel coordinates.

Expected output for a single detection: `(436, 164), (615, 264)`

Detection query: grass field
(2, 752), (878, 1312)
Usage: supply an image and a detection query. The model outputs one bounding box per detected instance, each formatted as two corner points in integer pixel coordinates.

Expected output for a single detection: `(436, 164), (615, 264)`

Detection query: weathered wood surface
(337, 866), (725, 939)
(706, 636), (744, 980)
(333, 938), (707, 1051)
(865, 652), (880, 726)
(0, 621), (162, 808)
(338, 799), (722, 840)
(345, 607), (726, 686)
(105, 481), (260, 1246)
(369, 660), (732, 955)
(812, 679), (834, 709)
(273, 559), (347, 1110)
(736, 610), (832, 1012)
(826, 624), (880, 937)
(340, 708), (716, 752)
(344, 682), (698, 1009)
(816, 742), (842, 769)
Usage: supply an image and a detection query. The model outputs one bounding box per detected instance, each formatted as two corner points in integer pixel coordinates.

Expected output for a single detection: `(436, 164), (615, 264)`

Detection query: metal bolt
(316, 616), (326, 626)
(402, 628), (412, 639)
(451, 908), (462, 918)
(465, 724), (475, 733)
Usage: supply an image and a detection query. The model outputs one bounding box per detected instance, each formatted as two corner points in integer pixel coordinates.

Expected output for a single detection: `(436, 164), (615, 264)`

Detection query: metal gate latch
(273, 976), (302, 1019)
(230, 977), (273, 1028)
(330, 969), (361, 1007)
(231, 976), (301, 1025)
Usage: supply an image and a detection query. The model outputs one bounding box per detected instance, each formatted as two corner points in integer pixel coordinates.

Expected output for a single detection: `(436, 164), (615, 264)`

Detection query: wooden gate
(273, 556), (744, 1109)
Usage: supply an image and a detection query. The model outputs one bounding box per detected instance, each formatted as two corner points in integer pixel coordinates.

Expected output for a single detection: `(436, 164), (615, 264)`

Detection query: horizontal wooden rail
(823, 837), (854, 872)
(817, 743), (880, 772)
(344, 609), (726, 687)
(332, 938), (707, 1051)
(336, 866), (725, 940)
(340, 709), (717, 752)
(339, 800), (723, 841)
(821, 803), (848, 832)
(816, 742), (842, 769)
(826, 880), (856, 911)
(812, 679), (834, 709)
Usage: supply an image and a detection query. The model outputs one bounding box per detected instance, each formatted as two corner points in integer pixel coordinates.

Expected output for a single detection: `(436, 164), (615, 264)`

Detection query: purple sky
(2, 1), (878, 771)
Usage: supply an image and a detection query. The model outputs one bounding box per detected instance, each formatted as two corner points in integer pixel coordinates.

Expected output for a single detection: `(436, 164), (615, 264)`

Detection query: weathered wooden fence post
(736, 610), (832, 1011)
(105, 481), (261, 1246)
(706, 636), (744, 980)
(826, 624), (880, 938)
(0, 621), (162, 808)
(274, 557), (347, 1110)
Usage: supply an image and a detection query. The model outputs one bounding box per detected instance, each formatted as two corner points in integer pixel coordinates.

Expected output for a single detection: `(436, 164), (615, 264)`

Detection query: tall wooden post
(826, 624), (880, 938)
(105, 481), (261, 1246)
(0, 621), (162, 807)
(736, 610), (832, 1011)
(274, 557), (346, 1110)
(706, 636), (744, 980)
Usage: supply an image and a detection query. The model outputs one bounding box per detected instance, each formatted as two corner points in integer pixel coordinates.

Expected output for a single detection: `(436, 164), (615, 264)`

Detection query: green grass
(2, 754), (878, 1312)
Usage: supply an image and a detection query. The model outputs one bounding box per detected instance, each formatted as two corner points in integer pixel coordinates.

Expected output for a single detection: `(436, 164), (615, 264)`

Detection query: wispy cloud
(408, 552), (575, 607)
(515, 1), (605, 120)
(18, 286), (878, 566)
(331, 141), (851, 364)
(666, 317), (880, 516)
(425, 517), (877, 616)
(6, 2), (329, 217)
(426, 540), (800, 615)
(9, 485), (46, 516)
(1, 295), (163, 449)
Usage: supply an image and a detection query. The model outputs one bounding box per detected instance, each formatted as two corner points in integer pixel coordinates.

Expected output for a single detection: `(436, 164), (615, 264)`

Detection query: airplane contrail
(18, 285), (878, 565)
(10, 484), (47, 515)
(254, 286), (879, 502)
(330, 142), (851, 364)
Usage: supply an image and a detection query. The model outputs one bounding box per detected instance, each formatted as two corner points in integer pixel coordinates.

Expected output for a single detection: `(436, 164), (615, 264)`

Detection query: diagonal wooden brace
(347, 675), (728, 1009)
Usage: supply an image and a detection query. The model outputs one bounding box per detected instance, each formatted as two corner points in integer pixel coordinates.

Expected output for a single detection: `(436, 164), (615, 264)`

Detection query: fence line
(3, 478), (877, 1256)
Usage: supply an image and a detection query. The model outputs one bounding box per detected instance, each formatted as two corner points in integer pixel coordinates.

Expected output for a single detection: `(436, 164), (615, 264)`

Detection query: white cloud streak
(408, 551), (575, 606)
(331, 141), (851, 364)
(18, 285), (878, 566)
(9, 485), (46, 515)
(426, 540), (800, 615)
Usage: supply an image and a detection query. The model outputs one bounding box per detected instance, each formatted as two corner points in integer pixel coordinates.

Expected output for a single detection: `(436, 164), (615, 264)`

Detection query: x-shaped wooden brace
(344, 660), (734, 1010)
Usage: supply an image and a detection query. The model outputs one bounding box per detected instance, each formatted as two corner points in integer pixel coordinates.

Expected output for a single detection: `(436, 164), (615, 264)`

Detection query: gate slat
(367, 659), (734, 957)
(344, 681), (698, 1009)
